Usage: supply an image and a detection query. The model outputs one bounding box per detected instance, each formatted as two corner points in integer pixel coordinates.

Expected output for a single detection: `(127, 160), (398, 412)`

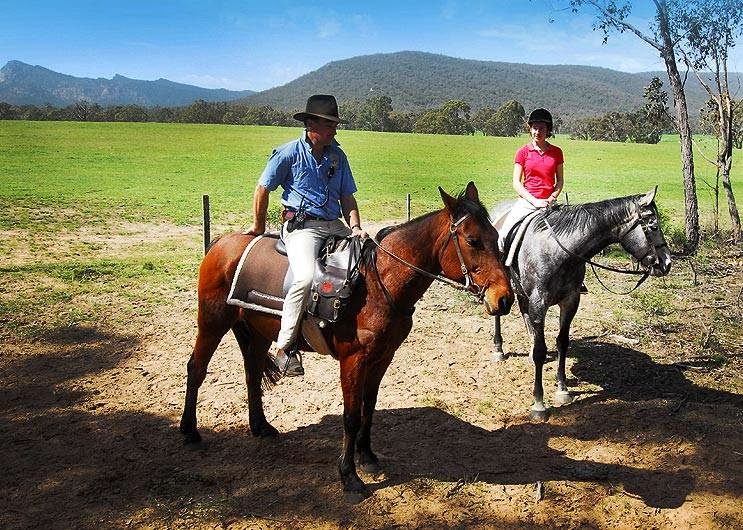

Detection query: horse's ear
(639, 186), (658, 206)
(464, 181), (479, 202)
(439, 186), (457, 212)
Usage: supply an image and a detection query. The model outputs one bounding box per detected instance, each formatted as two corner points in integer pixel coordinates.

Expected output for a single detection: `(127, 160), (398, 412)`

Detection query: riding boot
(274, 346), (304, 377)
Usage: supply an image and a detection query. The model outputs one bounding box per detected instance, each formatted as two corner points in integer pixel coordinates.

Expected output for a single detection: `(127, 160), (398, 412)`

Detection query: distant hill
(0, 60), (255, 107)
(241, 51), (724, 121)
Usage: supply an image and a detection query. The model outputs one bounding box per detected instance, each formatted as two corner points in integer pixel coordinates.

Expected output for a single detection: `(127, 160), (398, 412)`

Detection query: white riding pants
(497, 198), (539, 252)
(276, 218), (351, 350)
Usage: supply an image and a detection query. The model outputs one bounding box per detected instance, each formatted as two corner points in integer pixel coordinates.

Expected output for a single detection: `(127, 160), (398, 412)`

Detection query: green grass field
(1, 121), (740, 376)
(1, 120), (740, 232)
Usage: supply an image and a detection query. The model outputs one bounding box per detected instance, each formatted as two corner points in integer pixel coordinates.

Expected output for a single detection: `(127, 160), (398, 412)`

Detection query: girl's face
(530, 121), (549, 142)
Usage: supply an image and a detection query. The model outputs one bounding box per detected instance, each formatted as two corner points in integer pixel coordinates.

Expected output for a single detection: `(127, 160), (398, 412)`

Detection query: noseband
(617, 203), (668, 270)
(371, 212), (489, 303)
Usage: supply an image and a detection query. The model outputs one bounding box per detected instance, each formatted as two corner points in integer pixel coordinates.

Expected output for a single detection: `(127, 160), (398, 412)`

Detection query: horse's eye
(466, 237), (484, 250)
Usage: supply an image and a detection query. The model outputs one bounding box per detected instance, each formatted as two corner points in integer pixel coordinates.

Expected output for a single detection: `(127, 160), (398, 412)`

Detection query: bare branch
(580, 0), (664, 51)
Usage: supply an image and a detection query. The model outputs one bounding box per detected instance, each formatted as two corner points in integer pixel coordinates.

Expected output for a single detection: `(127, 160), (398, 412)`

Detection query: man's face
(307, 117), (338, 145)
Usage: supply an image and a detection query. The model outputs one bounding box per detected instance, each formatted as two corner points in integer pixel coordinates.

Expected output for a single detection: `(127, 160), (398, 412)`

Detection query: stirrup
(274, 347), (304, 377)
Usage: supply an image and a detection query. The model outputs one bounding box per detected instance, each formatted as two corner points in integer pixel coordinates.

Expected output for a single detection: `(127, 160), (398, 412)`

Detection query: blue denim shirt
(258, 133), (357, 220)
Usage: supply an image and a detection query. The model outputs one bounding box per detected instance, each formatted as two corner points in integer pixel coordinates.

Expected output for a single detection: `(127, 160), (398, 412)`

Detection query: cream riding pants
(276, 218), (351, 350)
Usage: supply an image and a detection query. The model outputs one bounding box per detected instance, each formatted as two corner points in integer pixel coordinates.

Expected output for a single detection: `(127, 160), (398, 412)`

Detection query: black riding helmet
(527, 108), (553, 126)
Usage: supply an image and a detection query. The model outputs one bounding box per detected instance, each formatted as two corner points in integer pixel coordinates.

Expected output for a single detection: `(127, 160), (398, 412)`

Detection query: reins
(542, 210), (651, 294)
(369, 212), (488, 305)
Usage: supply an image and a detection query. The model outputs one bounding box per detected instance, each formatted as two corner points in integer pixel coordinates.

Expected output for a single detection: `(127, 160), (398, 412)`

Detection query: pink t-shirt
(514, 143), (564, 199)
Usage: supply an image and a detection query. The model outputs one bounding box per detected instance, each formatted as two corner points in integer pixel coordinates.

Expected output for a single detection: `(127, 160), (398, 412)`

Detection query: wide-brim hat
(293, 94), (347, 124)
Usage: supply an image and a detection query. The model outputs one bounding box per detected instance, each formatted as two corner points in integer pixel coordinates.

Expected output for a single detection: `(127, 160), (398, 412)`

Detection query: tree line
(4, 77), (735, 144)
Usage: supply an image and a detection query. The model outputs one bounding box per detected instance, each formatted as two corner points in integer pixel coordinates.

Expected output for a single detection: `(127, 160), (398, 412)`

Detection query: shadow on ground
(2, 331), (742, 528)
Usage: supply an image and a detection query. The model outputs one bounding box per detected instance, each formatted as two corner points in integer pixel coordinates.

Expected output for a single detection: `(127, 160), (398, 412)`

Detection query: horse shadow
(292, 406), (694, 507)
(569, 338), (743, 408)
(2, 325), (737, 527)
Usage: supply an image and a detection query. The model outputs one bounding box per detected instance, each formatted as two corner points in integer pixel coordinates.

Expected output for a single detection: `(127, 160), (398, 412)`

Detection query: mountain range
(242, 51), (721, 121)
(0, 60), (254, 107)
(1, 52), (729, 120)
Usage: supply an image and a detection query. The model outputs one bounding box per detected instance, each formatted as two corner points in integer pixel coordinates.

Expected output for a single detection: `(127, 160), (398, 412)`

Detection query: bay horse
(491, 189), (672, 421)
(180, 181), (514, 497)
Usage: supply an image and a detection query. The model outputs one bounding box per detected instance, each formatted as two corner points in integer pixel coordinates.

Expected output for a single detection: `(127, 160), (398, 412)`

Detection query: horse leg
(528, 301), (550, 422)
(338, 353), (368, 498)
(554, 293), (580, 406)
(232, 322), (279, 437)
(355, 358), (393, 475)
(492, 315), (506, 361)
(180, 321), (231, 444)
(494, 294), (531, 362)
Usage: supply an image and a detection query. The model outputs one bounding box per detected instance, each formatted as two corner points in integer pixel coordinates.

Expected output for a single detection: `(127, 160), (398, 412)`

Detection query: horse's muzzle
(651, 260), (672, 276)
(484, 290), (514, 316)
(645, 250), (672, 276)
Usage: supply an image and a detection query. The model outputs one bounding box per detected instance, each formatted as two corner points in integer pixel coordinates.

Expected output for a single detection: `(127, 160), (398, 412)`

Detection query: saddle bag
(307, 236), (363, 323)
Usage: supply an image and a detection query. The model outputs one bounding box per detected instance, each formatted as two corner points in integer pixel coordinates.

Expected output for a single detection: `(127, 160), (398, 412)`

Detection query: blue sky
(2, 1), (741, 92)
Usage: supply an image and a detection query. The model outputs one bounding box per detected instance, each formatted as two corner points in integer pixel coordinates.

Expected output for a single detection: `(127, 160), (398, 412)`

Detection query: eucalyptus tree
(357, 95), (394, 131)
(414, 100), (474, 135)
(569, 0), (700, 253)
(490, 100), (526, 137)
(677, 0), (743, 243)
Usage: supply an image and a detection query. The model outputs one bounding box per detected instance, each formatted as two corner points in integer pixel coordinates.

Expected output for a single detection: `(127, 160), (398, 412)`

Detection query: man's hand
(247, 222), (265, 236)
(351, 225), (368, 239)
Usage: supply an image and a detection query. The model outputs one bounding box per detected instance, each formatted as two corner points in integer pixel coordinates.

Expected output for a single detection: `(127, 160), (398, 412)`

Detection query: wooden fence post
(406, 193), (411, 221)
(202, 194), (210, 255)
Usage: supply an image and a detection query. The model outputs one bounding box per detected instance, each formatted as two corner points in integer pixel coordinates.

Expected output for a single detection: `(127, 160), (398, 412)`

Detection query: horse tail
(232, 320), (282, 390)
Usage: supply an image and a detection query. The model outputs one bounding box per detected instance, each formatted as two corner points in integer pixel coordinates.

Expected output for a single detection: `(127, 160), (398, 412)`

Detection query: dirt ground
(2, 221), (742, 529)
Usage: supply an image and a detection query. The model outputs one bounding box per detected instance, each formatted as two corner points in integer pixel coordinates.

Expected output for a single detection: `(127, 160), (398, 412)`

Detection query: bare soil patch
(2, 222), (742, 529)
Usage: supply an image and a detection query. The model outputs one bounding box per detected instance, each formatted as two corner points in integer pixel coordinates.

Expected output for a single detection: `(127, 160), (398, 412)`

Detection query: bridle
(370, 212), (490, 310)
(543, 201), (668, 294)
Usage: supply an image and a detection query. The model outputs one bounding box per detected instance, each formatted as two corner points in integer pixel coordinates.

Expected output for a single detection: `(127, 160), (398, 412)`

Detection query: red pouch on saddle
(306, 237), (363, 323)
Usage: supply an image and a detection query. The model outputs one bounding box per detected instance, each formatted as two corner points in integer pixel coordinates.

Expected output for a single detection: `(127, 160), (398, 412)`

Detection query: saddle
(503, 212), (540, 267)
(491, 200), (541, 267)
(225, 233), (363, 357)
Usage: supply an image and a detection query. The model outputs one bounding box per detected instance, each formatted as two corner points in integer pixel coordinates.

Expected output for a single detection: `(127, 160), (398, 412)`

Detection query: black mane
(533, 196), (636, 237)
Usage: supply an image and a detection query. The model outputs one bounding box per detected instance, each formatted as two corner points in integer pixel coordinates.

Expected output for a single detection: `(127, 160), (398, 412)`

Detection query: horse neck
(554, 199), (635, 258)
(371, 211), (450, 306)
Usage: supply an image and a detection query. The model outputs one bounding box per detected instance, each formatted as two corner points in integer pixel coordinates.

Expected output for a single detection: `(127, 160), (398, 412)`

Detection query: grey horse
(492, 189), (672, 421)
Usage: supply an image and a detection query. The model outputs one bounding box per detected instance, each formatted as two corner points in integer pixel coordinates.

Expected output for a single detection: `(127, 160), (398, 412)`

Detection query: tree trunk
(721, 95), (742, 242)
(656, 4), (700, 254)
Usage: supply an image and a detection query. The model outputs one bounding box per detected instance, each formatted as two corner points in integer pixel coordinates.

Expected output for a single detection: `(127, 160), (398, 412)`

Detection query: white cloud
(316, 18), (341, 39)
(182, 74), (245, 90)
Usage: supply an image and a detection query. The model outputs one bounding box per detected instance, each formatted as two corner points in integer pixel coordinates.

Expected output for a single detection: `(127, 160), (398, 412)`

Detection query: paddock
(2, 220), (741, 529)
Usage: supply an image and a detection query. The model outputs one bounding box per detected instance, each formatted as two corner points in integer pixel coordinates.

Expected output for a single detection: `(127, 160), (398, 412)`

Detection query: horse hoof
(529, 408), (550, 422)
(182, 429), (202, 445)
(492, 351), (508, 362)
(343, 489), (370, 504)
(554, 391), (573, 405)
(342, 475), (369, 502)
(250, 422), (279, 438)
